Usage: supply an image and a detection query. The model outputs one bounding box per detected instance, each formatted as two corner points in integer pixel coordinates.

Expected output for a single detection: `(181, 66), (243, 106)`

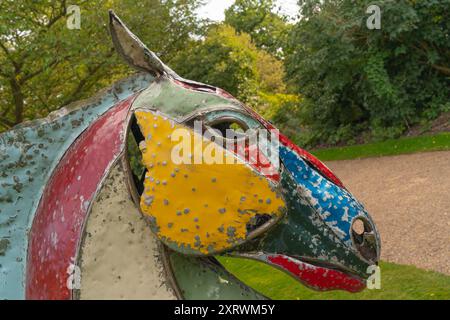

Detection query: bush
(285, 0), (450, 145)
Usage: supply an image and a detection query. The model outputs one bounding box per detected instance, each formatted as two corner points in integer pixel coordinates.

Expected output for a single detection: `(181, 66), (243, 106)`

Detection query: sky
(196, 0), (299, 21)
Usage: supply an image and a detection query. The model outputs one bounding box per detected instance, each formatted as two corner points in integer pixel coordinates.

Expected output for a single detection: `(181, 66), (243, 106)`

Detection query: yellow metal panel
(136, 111), (285, 254)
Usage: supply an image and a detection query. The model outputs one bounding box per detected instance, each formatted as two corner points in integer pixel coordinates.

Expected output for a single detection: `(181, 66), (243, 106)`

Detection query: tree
(224, 0), (292, 58)
(170, 24), (286, 102)
(0, 0), (201, 131)
(170, 23), (304, 137)
(286, 0), (450, 145)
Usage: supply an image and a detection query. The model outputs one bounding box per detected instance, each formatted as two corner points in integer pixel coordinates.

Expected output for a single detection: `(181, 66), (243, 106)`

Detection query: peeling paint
(79, 162), (176, 299)
(0, 11), (381, 299)
(0, 74), (152, 299)
(279, 145), (380, 254)
(26, 95), (136, 299)
(0, 238), (10, 256)
(136, 111), (285, 255)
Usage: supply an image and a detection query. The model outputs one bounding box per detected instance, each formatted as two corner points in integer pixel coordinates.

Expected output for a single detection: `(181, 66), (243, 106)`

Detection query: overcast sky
(196, 0), (299, 21)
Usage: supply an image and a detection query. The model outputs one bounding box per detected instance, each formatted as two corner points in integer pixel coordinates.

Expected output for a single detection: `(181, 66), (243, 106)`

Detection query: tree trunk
(10, 77), (24, 125)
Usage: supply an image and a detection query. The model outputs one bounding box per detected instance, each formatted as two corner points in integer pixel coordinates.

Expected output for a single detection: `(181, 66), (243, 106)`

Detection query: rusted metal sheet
(26, 96), (135, 299)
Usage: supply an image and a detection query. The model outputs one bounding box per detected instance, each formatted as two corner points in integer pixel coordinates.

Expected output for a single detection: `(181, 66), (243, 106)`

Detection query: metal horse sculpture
(0, 12), (380, 299)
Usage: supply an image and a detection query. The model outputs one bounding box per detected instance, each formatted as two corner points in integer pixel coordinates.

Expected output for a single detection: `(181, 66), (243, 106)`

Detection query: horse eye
(207, 119), (249, 138)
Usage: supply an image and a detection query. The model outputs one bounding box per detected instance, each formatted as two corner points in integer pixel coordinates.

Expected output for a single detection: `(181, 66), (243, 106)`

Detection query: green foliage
(0, 0), (201, 131)
(286, 0), (450, 146)
(170, 23), (305, 136)
(3, 0), (445, 149)
(127, 132), (144, 179)
(257, 91), (302, 138)
(218, 256), (450, 300)
(170, 19), (309, 139)
(224, 0), (292, 57)
(170, 24), (287, 102)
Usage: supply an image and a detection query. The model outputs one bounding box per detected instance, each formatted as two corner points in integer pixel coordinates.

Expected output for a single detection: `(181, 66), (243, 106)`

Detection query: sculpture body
(0, 12), (380, 299)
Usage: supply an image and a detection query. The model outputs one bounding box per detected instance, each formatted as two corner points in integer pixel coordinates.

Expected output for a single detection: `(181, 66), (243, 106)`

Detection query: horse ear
(108, 10), (178, 78)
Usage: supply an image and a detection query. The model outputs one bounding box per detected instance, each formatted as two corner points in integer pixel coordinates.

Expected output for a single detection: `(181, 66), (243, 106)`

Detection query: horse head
(0, 11), (380, 300)
(109, 11), (381, 295)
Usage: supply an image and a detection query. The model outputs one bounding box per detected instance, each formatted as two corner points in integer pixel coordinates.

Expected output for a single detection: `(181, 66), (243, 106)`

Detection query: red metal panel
(25, 96), (135, 300)
(267, 255), (365, 293)
(237, 144), (280, 182)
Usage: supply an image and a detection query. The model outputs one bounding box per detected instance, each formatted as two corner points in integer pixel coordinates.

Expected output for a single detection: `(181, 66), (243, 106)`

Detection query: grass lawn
(218, 257), (450, 300)
(311, 132), (450, 161)
(215, 133), (450, 300)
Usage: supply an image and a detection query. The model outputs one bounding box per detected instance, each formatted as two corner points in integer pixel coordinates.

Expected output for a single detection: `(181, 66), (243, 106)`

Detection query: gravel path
(325, 151), (450, 275)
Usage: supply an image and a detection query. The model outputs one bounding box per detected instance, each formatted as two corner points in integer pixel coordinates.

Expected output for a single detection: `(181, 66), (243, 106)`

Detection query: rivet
(144, 196), (154, 206)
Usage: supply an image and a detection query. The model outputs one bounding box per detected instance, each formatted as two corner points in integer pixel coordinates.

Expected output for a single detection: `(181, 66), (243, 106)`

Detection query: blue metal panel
(279, 145), (370, 246)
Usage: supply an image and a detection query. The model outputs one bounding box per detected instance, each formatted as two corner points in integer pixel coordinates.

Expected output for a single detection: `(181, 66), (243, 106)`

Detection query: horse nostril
(246, 214), (272, 234)
(351, 217), (378, 263)
(352, 219), (365, 236)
